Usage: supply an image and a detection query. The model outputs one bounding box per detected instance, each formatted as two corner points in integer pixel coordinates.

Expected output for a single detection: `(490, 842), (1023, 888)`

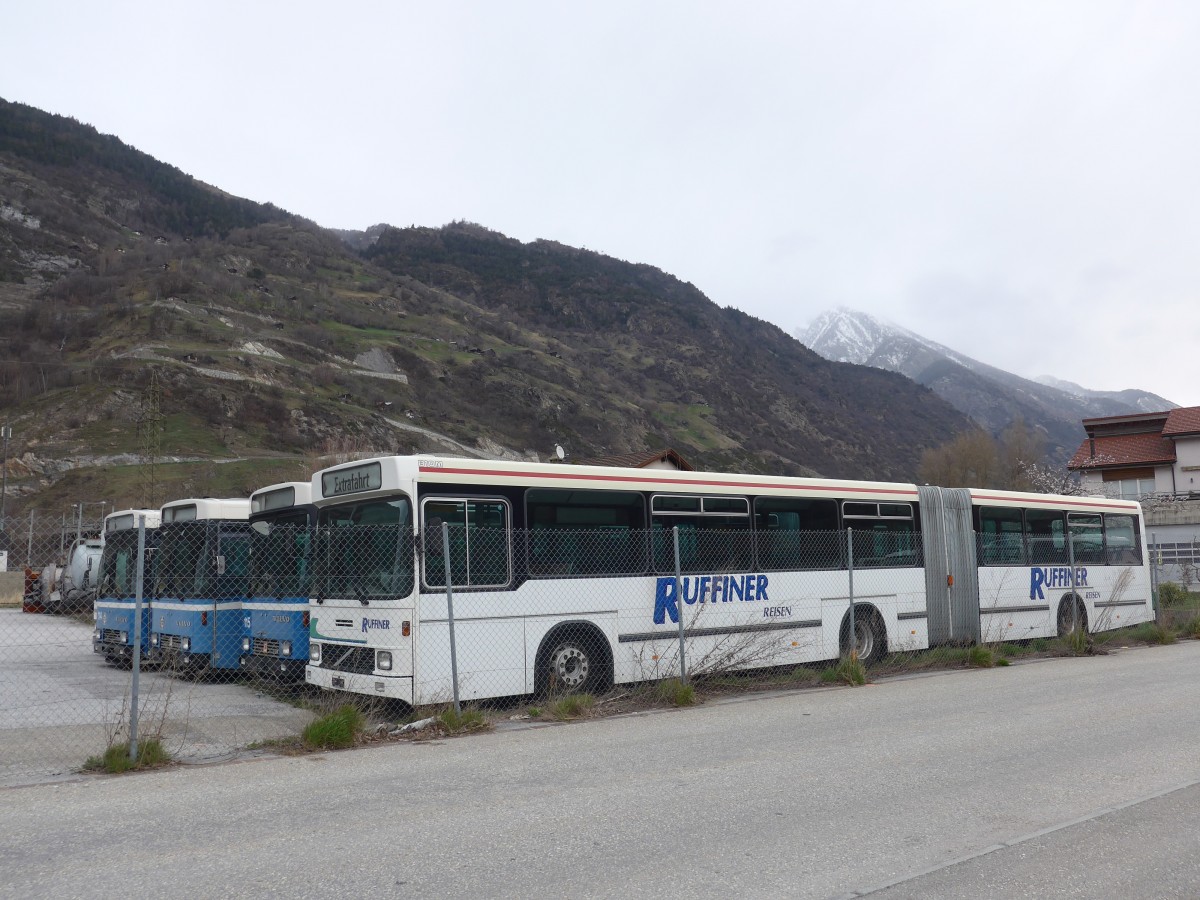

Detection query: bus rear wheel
(1057, 596), (1089, 636)
(841, 608), (885, 664)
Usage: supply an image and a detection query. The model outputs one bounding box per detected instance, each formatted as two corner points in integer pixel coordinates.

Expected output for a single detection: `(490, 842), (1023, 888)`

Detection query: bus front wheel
(537, 626), (612, 696)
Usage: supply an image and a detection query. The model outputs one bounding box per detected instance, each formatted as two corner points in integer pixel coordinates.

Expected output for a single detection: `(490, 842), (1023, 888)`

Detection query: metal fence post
(1150, 531), (1159, 618)
(673, 525), (687, 684)
(1068, 527), (1078, 632)
(129, 515), (146, 763)
(441, 522), (461, 714)
(847, 527), (855, 657)
(26, 509), (34, 569)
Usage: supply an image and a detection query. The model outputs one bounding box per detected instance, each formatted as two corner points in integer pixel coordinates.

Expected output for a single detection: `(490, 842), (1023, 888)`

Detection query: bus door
(918, 486), (979, 643)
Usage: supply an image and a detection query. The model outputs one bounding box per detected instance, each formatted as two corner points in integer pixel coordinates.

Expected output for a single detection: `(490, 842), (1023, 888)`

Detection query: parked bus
(149, 498), (251, 677)
(93, 509), (162, 666)
(241, 482), (315, 680)
(304, 456), (1153, 706)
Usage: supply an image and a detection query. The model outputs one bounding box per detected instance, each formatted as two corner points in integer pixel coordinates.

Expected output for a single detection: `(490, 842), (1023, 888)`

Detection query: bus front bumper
(305, 664), (413, 704)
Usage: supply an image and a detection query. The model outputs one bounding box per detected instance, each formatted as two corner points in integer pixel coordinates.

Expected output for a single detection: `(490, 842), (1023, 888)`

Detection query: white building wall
(1174, 436), (1200, 494)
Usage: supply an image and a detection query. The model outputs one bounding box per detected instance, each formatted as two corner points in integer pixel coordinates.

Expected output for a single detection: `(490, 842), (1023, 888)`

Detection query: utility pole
(137, 369), (163, 509)
(0, 422), (11, 529)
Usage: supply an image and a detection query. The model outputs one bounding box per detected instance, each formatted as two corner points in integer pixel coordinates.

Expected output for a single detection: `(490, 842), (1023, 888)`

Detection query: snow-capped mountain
(1032, 375), (1172, 414)
(797, 308), (1177, 460)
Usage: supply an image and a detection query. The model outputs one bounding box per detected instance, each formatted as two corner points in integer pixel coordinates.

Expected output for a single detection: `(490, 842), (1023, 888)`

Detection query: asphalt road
(2, 642), (1200, 899)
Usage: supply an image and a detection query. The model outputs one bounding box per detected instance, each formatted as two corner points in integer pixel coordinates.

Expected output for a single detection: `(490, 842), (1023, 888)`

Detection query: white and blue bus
(150, 498), (251, 676)
(93, 509), (162, 666)
(241, 482), (315, 681)
(304, 456), (1153, 706)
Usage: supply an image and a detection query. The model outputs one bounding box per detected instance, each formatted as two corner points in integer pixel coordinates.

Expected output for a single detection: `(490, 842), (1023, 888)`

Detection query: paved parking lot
(0, 608), (314, 786)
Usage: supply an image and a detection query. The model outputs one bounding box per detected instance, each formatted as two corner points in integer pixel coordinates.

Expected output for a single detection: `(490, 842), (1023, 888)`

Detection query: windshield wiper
(352, 582), (370, 606)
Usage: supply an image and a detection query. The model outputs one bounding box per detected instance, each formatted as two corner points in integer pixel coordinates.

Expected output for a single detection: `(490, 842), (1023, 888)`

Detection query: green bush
(833, 655), (867, 686)
(85, 739), (169, 774)
(1130, 622), (1177, 645)
(655, 678), (696, 707)
(551, 694), (595, 720)
(1057, 627), (1093, 656)
(438, 706), (488, 733)
(302, 704), (365, 750)
(967, 645), (996, 668)
(1159, 582), (1191, 607)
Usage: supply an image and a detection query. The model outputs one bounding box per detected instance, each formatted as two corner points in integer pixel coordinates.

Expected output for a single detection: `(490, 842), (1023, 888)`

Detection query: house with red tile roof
(1069, 408), (1200, 583)
(575, 448), (695, 471)
(1068, 407), (1200, 501)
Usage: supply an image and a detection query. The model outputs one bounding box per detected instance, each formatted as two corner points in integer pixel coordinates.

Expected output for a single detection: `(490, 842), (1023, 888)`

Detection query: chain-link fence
(0, 517), (1184, 786)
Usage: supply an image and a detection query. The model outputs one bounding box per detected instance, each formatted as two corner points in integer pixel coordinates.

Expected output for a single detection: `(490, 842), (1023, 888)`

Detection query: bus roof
(311, 454), (923, 504)
(249, 481), (314, 515)
(967, 488), (1141, 515)
(159, 497), (251, 523)
(104, 508), (162, 532)
(310, 454), (1145, 516)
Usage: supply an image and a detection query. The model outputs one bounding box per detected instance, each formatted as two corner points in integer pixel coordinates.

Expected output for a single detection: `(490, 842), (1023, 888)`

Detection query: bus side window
(651, 495), (751, 574)
(753, 498), (841, 571)
(524, 489), (646, 577)
(1025, 509), (1066, 565)
(978, 506), (1025, 566)
(422, 498), (510, 589)
(1067, 514), (1104, 565)
(1103, 513), (1142, 565)
(842, 502), (919, 568)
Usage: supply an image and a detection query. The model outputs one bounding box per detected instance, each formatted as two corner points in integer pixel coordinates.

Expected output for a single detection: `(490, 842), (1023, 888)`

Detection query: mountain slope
(797, 308), (1177, 460)
(0, 98), (976, 520)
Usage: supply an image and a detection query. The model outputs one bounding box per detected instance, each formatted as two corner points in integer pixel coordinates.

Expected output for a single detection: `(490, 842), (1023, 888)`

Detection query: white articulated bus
(304, 456), (1153, 706)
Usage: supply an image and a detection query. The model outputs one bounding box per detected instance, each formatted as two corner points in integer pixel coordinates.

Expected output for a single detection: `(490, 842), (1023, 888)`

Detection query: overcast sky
(4, 1), (1198, 405)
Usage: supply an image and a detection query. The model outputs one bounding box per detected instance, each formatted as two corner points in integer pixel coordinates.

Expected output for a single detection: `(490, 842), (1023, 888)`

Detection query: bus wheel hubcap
(855, 622), (874, 659)
(550, 643), (589, 691)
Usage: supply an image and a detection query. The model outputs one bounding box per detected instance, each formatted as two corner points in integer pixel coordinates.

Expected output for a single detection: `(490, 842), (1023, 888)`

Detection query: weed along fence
(3, 493), (1193, 785)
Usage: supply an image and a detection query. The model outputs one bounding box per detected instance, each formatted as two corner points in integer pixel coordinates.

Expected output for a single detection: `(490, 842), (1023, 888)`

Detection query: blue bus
(93, 509), (161, 666)
(241, 482), (315, 681)
(149, 498), (251, 677)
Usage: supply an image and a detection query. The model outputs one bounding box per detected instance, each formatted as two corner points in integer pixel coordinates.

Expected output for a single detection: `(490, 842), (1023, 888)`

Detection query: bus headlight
(119, 631), (128, 644)
(280, 641), (292, 657)
(242, 637), (251, 652)
(309, 642), (322, 664)
(150, 633), (159, 646)
(377, 651), (393, 671)
(181, 637), (191, 651)
(93, 629), (101, 641)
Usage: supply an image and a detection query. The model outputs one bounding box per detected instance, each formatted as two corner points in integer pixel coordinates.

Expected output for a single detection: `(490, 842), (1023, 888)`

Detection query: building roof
(1163, 406), (1200, 437)
(1081, 411), (1170, 433)
(576, 448), (695, 471)
(1067, 433), (1177, 470)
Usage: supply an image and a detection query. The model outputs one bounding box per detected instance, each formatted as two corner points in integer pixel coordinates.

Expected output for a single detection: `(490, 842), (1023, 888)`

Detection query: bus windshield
(98, 529), (155, 600)
(315, 497), (414, 601)
(250, 509), (313, 599)
(154, 522), (250, 599)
